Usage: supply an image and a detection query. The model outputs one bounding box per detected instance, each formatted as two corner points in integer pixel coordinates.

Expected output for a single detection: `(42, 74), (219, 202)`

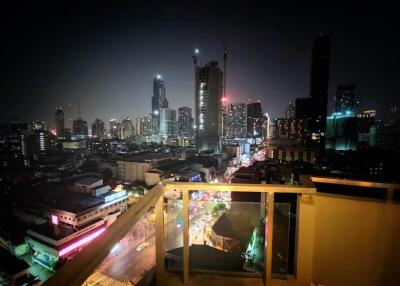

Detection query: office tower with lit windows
(284, 102), (296, 119)
(326, 112), (358, 151)
(135, 116), (153, 136)
(109, 119), (119, 139)
(246, 102), (263, 137)
(55, 107), (65, 136)
(335, 85), (356, 113)
(32, 121), (46, 131)
(120, 117), (135, 139)
(357, 110), (377, 147)
(72, 118), (88, 139)
(159, 108), (176, 137)
(91, 118), (105, 139)
(272, 118), (307, 143)
(151, 75), (169, 134)
(194, 61), (223, 152)
(22, 130), (56, 159)
(262, 112), (272, 140)
(295, 34), (330, 147)
(226, 103), (247, 138)
(178, 106), (193, 138)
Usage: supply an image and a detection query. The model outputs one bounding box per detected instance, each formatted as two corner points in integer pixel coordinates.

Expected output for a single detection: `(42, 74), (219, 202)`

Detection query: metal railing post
(265, 192), (274, 286)
(183, 190), (190, 284)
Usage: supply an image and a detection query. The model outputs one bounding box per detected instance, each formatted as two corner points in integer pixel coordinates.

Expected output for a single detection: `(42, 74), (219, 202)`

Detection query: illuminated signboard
(104, 190), (127, 203)
(59, 227), (106, 257)
(51, 215), (59, 225)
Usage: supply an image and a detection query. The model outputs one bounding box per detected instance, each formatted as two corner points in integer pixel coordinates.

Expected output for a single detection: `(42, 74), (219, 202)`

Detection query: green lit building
(326, 111), (358, 151)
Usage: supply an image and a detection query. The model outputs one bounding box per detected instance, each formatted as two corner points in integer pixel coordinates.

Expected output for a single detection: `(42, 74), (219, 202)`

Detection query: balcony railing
(43, 178), (400, 286)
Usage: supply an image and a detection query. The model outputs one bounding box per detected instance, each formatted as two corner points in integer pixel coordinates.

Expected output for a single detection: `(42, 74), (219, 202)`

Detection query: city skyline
(2, 1), (399, 127)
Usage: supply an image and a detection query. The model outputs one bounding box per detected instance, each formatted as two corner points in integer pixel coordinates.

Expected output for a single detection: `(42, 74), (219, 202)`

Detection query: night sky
(2, 1), (399, 128)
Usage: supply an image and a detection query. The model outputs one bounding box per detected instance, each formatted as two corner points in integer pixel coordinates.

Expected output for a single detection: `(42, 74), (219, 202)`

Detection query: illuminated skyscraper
(22, 130), (56, 159)
(120, 117), (135, 139)
(109, 119), (119, 139)
(295, 34), (330, 147)
(326, 111), (357, 151)
(91, 118), (105, 139)
(284, 102), (296, 119)
(151, 75), (169, 134)
(135, 116), (153, 136)
(178, 106), (193, 138)
(194, 61), (223, 152)
(357, 110), (377, 147)
(159, 108), (176, 136)
(226, 103), (247, 138)
(32, 121), (46, 131)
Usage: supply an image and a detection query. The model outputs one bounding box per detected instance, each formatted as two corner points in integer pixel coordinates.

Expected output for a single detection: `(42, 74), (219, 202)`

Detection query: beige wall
(117, 161), (151, 182)
(146, 172), (161, 186)
(296, 194), (400, 286)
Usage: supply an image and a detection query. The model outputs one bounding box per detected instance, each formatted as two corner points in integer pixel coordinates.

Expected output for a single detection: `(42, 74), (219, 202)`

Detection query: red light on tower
(221, 97), (227, 103)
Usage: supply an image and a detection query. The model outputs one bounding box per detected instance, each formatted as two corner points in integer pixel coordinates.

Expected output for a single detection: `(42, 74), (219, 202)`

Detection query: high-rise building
(262, 112), (272, 140)
(295, 34), (330, 147)
(91, 118), (105, 139)
(335, 85), (356, 113)
(272, 118), (307, 143)
(0, 120), (30, 167)
(226, 103), (247, 138)
(109, 119), (119, 139)
(151, 75), (169, 134)
(357, 110), (377, 147)
(159, 108), (176, 136)
(32, 121), (46, 131)
(55, 107), (65, 136)
(310, 33), (330, 120)
(284, 102), (296, 119)
(135, 116), (153, 136)
(247, 102), (263, 137)
(22, 130), (56, 159)
(326, 111), (358, 151)
(194, 61), (223, 152)
(73, 118), (88, 139)
(178, 106), (193, 138)
(120, 117), (135, 139)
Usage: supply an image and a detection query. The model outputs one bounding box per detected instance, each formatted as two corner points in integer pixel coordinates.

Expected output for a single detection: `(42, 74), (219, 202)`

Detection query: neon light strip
(59, 227), (106, 257)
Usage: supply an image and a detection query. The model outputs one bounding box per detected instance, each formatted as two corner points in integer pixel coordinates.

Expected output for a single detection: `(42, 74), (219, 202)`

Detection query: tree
(80, 160), (99, 173)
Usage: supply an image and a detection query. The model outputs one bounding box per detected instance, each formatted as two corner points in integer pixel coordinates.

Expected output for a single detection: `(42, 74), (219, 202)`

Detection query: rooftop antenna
(193, 48), (200, 67)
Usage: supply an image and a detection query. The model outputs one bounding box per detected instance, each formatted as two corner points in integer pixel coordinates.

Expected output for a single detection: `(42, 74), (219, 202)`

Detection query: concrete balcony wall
(297, 194), (400, 286)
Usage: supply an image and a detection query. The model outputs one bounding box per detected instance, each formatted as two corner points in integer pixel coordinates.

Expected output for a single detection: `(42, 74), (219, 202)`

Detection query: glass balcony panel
(83, 206), (156, 286)
(184, 190), (265, 275)
(272, 202), (291, 277)
(164, 191), (183, 272)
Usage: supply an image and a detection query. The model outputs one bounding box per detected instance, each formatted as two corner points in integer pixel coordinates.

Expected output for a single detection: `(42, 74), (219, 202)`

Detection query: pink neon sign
(51, 215), (59, 225)
(59, 227), (106, 257)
